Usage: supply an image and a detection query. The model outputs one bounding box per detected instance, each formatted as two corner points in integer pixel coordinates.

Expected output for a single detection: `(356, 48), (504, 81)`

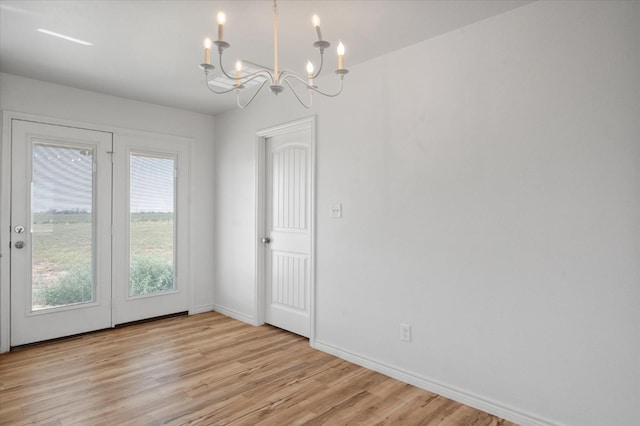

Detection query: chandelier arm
(236, 79), (269, 109)
(218, 53), (274, 84)
(217, 53), (237, 81)
(283, 80), (312, 109)
(309, 76), (345, 97)
(203, 73), (238, 95)
(281, 73), (312, 88)
(277, 66), (318, 84)
(241, 71), (274, 87)
(281, 73), (345, 98)
(279, 52), (324, 81)
(312, 50), (325, 79)
(247, 69), (275, 83)
(277, 69), (301, 81)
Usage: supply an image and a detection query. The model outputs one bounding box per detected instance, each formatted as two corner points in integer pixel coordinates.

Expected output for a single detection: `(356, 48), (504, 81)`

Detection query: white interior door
(111, 134), (190, 324)
(10, 120), (112, 346)
(263, 122), (313, 337)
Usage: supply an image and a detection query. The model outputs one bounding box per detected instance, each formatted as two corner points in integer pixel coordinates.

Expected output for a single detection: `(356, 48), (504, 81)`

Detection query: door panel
(10, 120), (112, 346)
(264, 126), (312, 337)
(271, 252), (307, 311)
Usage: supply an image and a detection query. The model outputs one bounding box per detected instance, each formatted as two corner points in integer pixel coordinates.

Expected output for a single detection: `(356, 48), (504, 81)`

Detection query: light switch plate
(330, 203), (342, 218)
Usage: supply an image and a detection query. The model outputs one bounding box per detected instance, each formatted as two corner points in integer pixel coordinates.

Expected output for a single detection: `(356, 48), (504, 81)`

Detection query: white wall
(212, 1), (640, 425)
(0, 73), (216, 346)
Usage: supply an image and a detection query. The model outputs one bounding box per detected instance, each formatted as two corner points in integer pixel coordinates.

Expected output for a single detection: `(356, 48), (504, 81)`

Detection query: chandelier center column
(273, 0), (279, 83)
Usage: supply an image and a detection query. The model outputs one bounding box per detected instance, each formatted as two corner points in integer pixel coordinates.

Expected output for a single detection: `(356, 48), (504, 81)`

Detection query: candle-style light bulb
(203, 38), (212, 64)
(306, 60), (314, 87)
(337, 41), (345, 70)
(312, 14), (322, 41)
(217, 11), (226, 41)
(235, 60), (242, 86)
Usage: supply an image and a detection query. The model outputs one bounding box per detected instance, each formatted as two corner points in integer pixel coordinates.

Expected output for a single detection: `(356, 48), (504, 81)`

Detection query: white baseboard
(213, 304), (260, 326)
(312, 339), (559, 426)
(189, 305), (214, 315)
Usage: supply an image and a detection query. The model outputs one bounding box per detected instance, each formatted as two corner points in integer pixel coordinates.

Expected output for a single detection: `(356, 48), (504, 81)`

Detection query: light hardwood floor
(0, 312), (516, 425)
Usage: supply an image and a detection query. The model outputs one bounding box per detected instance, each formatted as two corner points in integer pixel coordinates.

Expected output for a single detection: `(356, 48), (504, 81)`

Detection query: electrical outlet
(400, 323), (411, 342)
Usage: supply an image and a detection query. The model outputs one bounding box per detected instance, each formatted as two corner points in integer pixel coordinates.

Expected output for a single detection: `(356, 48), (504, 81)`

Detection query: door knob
(262, 237), (271, 244)
(14, 241), (25, 249)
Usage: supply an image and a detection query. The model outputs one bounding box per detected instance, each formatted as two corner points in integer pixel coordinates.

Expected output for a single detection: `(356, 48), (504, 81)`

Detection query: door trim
(1, 112), (14, 352)
(255, 116), (316, 343)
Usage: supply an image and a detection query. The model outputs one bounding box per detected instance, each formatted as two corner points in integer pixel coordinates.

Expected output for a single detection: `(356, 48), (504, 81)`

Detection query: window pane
(129, 154), (175, 296)
(31, 144), (94, 310)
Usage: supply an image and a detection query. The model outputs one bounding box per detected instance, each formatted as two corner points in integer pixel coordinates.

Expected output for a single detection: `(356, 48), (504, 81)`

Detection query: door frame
(0, 111), (194, 352)
(1, 112), (15, 352)
(255, 116), (316, 342)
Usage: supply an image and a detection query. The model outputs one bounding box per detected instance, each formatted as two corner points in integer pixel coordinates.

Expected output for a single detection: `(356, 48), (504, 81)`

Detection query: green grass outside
(32, 212), (174, 308)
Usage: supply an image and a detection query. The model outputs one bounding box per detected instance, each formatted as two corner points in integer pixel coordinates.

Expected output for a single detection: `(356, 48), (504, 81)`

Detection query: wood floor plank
(0, 312), (517, 425)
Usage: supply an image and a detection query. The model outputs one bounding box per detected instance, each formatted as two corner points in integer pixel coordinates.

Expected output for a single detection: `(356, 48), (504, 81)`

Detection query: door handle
(14, 241), (25, 249)
(262, 237), (271, 244)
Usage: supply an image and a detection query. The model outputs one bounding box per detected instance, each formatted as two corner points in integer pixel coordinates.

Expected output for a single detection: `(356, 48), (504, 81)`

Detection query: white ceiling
(0, 1), (533, 116)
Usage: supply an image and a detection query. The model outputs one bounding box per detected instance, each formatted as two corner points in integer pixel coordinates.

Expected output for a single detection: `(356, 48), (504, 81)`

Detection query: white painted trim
(312, 339), (561, 426)
(254, 132), (266, 327)
(0, 111), (193, 144)
(189, 305), (214, 315)
(0, 112), (13, 352)
(254, 116), (316, 341)
(213, 304), (260, 326)
(309, 117), (317, 342)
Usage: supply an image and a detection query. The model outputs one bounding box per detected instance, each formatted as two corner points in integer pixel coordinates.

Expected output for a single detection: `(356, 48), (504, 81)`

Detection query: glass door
(112, 134), (189, 324)
(10, 120), (112, 346)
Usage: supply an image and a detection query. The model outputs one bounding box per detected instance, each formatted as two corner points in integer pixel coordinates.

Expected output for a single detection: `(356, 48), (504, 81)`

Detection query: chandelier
(199, 0), (349, 109)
